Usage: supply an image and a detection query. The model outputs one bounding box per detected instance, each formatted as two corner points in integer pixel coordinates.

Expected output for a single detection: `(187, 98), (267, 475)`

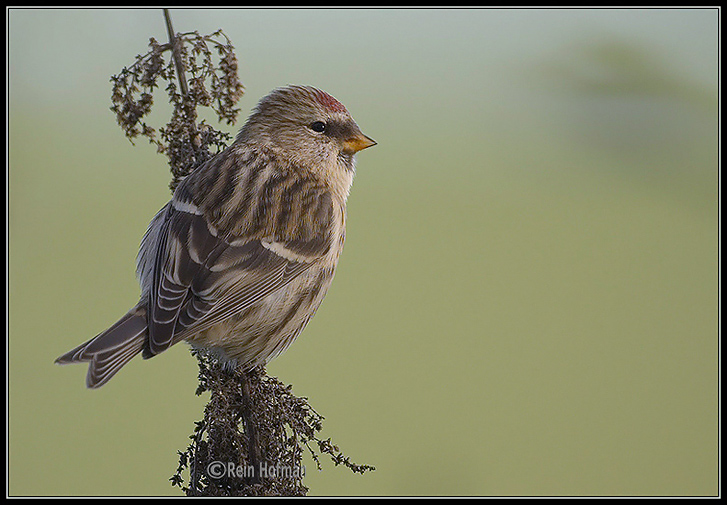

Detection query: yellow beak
(343, 133), (377, 153)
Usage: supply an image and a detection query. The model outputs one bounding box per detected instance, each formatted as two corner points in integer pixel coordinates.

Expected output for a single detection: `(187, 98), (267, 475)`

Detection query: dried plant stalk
(109, 26), (244, 190)
(170, 353), (374, 496)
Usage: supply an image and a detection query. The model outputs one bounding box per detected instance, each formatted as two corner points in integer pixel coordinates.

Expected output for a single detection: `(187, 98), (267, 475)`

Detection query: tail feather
(55, 305), (148, 388)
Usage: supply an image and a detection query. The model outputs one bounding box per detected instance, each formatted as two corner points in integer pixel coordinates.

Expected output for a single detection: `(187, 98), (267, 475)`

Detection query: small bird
(55, 85), (375, 388)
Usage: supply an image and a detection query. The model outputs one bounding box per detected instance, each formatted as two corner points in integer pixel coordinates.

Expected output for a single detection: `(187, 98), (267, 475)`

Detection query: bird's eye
(309, 121), (327, 133)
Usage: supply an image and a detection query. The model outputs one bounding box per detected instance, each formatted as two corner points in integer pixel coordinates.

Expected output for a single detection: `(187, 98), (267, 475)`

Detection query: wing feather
(145, 194), (329, 356)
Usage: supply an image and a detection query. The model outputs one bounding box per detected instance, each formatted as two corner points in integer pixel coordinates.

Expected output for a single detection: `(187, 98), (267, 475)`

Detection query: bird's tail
(55, 305), (148, 388)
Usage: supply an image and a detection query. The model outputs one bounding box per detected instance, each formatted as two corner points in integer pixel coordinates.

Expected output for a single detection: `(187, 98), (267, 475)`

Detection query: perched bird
(55, 85), (375, 388)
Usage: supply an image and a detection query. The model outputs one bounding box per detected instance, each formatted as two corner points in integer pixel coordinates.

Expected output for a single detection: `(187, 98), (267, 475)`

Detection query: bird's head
(238, 85), (376, 173)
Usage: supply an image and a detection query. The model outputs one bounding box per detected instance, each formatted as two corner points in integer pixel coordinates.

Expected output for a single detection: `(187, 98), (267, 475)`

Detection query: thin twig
(163, 9), (189, 97)
(241, 374), (262, 484)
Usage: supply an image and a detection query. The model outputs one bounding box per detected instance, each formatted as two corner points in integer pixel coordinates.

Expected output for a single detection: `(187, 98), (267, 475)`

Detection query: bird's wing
(145, 191), (333, 356)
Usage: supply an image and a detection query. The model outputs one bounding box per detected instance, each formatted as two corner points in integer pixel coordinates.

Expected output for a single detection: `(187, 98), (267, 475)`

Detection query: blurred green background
(8, 8), (718, 497)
